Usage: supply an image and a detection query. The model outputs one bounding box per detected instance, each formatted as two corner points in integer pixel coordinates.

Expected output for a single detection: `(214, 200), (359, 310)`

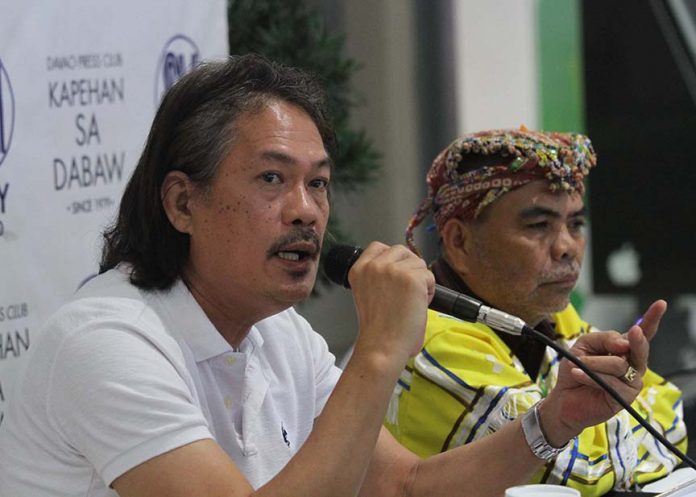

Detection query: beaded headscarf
(405, 127), (597, 254)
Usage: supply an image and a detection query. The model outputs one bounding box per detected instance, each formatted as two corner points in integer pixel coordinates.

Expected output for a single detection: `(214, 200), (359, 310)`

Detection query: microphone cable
(522, 325), (696, 470)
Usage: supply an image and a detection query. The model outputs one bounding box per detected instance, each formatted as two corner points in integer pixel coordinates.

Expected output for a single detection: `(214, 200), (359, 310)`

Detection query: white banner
(0, 0), (228, 424)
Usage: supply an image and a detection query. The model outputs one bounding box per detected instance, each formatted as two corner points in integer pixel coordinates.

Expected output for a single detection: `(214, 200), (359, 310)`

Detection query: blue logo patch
(154, 34), (201, 104)
(0, 58), (16, 168)
(282, 423), (291, 448)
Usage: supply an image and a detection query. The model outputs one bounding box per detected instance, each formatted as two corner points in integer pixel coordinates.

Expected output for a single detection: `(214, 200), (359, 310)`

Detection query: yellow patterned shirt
(385, 305), (686, 496)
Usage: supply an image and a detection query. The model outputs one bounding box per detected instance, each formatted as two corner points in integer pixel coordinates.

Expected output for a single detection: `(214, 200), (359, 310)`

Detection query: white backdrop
(0, 0), (228, 425)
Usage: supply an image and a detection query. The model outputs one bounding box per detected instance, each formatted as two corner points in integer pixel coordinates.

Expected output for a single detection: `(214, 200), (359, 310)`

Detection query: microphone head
(323, 244), (363, 289)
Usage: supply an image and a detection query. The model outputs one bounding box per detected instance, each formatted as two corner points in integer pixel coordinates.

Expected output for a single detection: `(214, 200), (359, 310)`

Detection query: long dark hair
(100, 54), (335, 289)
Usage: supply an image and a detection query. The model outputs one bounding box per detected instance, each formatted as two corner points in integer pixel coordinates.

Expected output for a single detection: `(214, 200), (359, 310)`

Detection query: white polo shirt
(0, 267), (341, 496)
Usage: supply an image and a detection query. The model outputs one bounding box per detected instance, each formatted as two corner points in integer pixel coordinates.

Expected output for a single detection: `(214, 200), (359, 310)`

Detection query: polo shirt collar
(154, 278), (264, 362)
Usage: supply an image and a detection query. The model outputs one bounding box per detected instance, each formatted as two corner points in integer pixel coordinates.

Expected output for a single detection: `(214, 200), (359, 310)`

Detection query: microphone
(324, 244), (526, 335)
(324, 244), (696, 469)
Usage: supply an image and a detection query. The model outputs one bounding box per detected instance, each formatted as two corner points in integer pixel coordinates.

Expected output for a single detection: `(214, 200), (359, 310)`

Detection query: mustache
(541, 261), (581, 283)
(266, 228), (321, 258)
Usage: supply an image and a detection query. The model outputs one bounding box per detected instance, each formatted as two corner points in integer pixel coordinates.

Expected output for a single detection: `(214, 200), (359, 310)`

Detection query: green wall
(538, 0), (585, 133)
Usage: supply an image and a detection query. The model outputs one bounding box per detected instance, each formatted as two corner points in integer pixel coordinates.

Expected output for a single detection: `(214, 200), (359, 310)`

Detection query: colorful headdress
(405, 127), (597, 254)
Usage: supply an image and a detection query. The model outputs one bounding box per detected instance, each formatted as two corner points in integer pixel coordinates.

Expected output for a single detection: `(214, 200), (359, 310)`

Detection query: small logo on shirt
(281, 423), (291, 448)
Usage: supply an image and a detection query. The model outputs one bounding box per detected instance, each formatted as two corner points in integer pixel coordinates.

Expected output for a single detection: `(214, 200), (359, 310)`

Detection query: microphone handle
(430, 284), (482, 322)
(431, 285), (526, 336)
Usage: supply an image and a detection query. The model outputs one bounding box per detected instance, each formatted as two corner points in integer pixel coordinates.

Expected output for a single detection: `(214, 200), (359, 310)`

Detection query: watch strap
(521, 401), (568, 461)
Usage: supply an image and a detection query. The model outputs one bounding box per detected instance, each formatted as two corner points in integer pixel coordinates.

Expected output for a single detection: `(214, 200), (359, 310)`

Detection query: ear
(161, 171), (195, 235)
(440, 217), (475, 276)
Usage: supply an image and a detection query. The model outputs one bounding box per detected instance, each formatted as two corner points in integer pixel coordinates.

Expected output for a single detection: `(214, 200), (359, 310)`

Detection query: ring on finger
(622, 365), (638, 383)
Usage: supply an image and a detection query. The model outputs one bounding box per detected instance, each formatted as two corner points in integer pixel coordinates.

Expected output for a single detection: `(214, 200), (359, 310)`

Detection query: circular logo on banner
(0, 58), (16, 168)
(154, 35), (201, 104)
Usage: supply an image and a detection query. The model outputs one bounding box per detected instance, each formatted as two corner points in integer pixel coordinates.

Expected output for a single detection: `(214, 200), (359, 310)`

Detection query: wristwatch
(521, 401), (569, 461)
